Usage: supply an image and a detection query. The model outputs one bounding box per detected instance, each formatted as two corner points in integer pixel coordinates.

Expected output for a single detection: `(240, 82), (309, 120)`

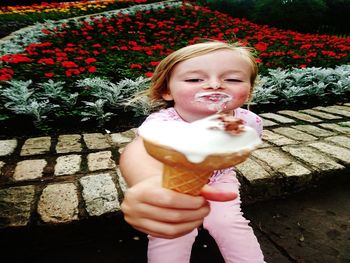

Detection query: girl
(120, 41), (265, 262)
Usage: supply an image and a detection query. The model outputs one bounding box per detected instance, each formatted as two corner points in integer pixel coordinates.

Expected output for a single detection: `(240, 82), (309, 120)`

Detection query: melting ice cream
(138, 112), (262, 163)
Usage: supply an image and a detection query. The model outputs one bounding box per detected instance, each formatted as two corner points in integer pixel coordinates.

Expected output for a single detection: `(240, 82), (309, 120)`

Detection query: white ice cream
(194, 91), (232, 112)
(138, 113), (262, 163)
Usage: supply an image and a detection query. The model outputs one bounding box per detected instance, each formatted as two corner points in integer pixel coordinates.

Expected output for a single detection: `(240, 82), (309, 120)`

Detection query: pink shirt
(139, 107), (263, 181)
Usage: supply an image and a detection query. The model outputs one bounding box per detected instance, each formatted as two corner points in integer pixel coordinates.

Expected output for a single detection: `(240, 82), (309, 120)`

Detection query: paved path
(0, 103), (350, 230)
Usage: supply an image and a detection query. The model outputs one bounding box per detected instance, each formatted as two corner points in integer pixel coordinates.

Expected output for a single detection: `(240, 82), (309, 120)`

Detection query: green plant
(81, 99), (114, 126)
(251, 65), (350, 108)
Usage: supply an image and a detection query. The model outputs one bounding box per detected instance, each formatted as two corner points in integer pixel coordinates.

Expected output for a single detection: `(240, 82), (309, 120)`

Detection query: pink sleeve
(235, 108), (263, 138)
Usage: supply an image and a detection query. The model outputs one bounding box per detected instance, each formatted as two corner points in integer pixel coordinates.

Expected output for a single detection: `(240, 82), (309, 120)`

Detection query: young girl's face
(162, 49), (252, 122)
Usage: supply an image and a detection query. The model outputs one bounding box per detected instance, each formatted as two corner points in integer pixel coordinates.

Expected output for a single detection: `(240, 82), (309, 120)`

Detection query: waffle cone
(163, 164), (212, 195)
(143, 139), (252, 196)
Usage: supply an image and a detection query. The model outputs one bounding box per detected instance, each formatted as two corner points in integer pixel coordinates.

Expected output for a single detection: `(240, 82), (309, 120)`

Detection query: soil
(0, 112), (146, 139)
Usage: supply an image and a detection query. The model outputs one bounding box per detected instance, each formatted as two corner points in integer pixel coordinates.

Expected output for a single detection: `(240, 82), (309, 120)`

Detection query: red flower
(0, 68), (14, 75)
(0, 74), (12, 81)
(0, 54), (32, 63)
(0, 68), (14, 81)
(61, 61), (78, 68)
(254, 42), (269, 52)
(84, 58), (96, 64)
(37, 58), (55, 65)
(65, 68), (80, 77)
(145, 72), (153, 78)
(88, 66), (97, 73)
(150, 61), (160, 67)
(44, 72), (54, 77)
(130, 64), (142, 69)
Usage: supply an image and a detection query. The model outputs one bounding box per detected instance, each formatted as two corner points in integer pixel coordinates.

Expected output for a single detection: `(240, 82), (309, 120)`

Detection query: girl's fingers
(126, 218), (204, 239)
(131, 202), (210, 224)
(127, 183), (208, 209)
(200, 184), (238, 201)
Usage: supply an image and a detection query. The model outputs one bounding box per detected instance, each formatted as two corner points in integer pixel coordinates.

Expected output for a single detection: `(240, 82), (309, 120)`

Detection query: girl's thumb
(200, 184), (238, 202)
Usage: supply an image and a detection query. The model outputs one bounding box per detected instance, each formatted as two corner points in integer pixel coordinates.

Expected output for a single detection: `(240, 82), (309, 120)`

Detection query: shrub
(196, 0), (350, 35)
(252, 0), (327, 33)
(195, 0), (255, 19)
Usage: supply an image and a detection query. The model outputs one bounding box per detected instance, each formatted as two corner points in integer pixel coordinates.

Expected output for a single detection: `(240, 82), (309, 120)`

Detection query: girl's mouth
(194, 92), (233, 111)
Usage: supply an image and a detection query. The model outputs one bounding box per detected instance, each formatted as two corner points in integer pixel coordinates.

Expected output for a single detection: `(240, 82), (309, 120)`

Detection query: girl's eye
(225, 79), (242, 82)
(185, 79), (203, 83)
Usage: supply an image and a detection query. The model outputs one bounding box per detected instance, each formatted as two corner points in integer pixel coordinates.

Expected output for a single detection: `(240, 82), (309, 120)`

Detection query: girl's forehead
(172, 49), (251, 73)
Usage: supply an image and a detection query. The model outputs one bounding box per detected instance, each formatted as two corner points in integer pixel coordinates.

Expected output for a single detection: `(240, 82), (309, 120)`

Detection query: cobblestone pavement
(1, 103), (350, 230)
(0, 103), (350, 262)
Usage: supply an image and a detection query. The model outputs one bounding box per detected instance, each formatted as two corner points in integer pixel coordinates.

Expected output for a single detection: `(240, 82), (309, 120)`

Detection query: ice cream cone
(163, 164), (212, 195)
(139, 112), (262, 196)
(143, 139), (252, 195)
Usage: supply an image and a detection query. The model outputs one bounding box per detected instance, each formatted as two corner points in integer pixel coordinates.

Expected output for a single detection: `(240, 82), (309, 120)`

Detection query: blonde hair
(148, 41), (258, 108)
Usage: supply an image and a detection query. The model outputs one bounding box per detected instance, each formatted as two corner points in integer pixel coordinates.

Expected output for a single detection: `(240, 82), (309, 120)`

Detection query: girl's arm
(119, 136), (163, 186)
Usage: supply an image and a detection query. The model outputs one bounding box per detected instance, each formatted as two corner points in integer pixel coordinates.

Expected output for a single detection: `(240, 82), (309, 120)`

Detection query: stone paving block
(252, 148), (311, 177)
(79, 173), (120, 216)
(277, 110), (322, 123)
(37, 183), (79, 223)
(235, 158), (272, 183)
(319, 123), (350, 134)
(110, 128), (137, 147)
(259, 113), (296, 124)
(314, 106), (350, 117)
(116, 166), (128, 194)
(87, 151), (116, 171)
(291, 125), (335, 137)
(262, 130), (296, 146)
(56, 134), (82, 153)
(20, 136), (51, 156)
(0, 185), (35, 228)
(329, 105), (350, 112)
(273, 127), (317, 142)
(83, 133), (111, 150)
(324, 135), (350, 149)
(299, 109), (340, 120)
(0, 139), (17, 156)
(282, 146), (344, 171)
(308, 142), (350, 164)
(261, 118), (278, 127)
(54, 154), (82, 176)
(110, 133), (133, 146)
(13, 159), (47, 181)
(259, 141), (272, 148)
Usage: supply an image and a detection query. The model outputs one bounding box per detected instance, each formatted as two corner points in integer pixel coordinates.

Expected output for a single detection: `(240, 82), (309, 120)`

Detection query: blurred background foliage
(195, 0), (349, 36)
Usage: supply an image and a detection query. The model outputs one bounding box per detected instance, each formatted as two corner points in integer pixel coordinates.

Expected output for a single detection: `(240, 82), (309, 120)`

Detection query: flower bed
(0, 0), (161, 38)
(0, 1), (349, 135)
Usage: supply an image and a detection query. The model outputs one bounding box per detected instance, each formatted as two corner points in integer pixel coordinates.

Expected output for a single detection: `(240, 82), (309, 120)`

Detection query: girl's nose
(204, 80), (222, 89)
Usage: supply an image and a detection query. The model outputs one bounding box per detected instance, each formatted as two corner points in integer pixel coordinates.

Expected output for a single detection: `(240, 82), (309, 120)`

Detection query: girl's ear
(162, 92), (173, 101)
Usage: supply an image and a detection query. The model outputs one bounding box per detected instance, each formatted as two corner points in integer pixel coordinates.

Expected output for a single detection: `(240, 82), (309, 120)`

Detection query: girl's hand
(121, 176), (237, 239)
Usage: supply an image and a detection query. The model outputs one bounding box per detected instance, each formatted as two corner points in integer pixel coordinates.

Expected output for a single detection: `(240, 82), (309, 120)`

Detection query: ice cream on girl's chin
(138, 112), (262, 164)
